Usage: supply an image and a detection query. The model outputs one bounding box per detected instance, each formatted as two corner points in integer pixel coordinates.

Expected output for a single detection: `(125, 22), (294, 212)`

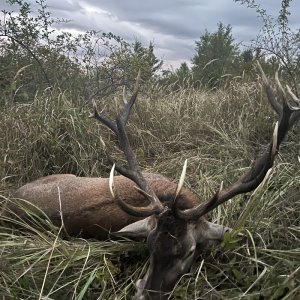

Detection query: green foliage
(165, 1), (300, 90)
(0, 1), (163, 106)
(234, 0), (300, 95)
(162, 62), (193, 89)
(94, 40), (163, 100)
(192, 23), (240, 88)
(109, 41), (163, 83)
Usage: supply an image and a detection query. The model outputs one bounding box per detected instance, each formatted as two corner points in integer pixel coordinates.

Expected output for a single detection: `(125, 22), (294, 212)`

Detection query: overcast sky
(2, 0), (300, 69)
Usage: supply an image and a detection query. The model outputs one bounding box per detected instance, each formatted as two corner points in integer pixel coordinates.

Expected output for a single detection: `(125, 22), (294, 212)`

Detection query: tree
(192, 23), (239, 89)
(175, 62), (191, 82)
(0, 0), (163, 105)
(161, 62), (192, 89)
(234, 0), (300, 95)
(108, 41), (163, 84)
(0, 0), (89, 104)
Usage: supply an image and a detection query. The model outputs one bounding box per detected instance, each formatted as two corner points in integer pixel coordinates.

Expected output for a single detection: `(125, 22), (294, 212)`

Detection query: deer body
(13, 173), (203, 239)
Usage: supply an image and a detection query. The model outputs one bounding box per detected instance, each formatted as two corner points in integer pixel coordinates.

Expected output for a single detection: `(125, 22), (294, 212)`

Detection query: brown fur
(11, 173), (201, 239)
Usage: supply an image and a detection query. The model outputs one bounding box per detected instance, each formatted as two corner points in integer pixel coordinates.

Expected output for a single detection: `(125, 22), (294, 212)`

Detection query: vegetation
(234, 0), (300, 95)
(164, 0), (300, 91)
(1, 73), (299, 299)
(0, 0), (299, 299)
(192, 23), (240, 88)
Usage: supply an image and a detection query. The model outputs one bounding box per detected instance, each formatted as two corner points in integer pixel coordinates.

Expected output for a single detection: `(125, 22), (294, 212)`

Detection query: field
(0, 77), (299, 299)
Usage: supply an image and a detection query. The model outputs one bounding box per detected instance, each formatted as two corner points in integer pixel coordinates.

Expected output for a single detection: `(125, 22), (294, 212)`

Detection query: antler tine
(90, 70), (141, 132)
(285, 85), (300, 128)
(176, 66), (298, 221)
(275, 71), (287, 99)
(92, 71), (164, 217)
(120, 70), (141, 125)
(286, 85), (300, 106)
(89, 105), (118, 134)
(109, 163), (162, 217)
(116, 189), (165, 217)
(256, 62), (282, 116)
(174, 159), (188, 199)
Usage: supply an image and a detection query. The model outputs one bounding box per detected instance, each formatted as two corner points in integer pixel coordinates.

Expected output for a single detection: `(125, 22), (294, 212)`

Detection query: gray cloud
(2, 0), (300, 68)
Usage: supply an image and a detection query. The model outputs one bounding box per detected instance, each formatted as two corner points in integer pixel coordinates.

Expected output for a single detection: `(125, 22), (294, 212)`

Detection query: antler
(176, 62), (300, 220)
(90, 72), (165, 217)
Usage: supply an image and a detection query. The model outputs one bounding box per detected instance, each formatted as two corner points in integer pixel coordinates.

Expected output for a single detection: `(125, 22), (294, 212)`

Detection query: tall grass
(0, 77), (299, 299)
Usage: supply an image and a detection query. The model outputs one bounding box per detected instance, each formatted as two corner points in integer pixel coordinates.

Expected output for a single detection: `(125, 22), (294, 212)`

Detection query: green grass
(0, 77), (299, 299)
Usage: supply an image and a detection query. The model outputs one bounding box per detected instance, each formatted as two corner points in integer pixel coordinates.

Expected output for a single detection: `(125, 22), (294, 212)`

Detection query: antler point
(109, 164), (116, 198)
(175, 159), (188, 198)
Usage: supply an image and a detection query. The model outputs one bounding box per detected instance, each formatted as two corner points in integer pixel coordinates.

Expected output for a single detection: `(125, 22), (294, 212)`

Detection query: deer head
(90, 64), (300, 300)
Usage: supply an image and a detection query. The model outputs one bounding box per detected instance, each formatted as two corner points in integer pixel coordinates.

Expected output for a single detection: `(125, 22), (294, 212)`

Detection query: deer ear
(112, 216), (157, 239)
(194, 221), (232, 244)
